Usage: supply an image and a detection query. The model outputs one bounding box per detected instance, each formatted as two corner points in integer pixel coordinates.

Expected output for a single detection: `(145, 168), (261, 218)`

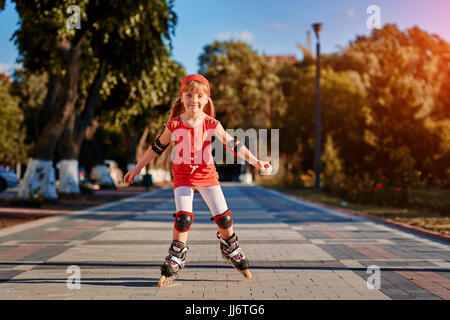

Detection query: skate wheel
(242, 269), (252, 280)
(158, 274), (178, 287)
(157, 275), (166, 287)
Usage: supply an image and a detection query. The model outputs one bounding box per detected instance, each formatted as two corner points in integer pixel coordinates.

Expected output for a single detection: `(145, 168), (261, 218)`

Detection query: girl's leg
(196, 185), (233, 240)
(173, 186), (195, 243)
(159, 186), (194, 286)
(196, 185), (250, 277)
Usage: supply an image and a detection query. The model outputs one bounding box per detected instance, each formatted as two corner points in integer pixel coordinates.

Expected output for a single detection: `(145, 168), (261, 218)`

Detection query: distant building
(0, 73), (10, 83)
(263, 55), (297, 65)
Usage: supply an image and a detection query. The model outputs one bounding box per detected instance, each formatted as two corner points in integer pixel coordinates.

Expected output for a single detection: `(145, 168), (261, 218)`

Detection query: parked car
(0, 167), (19, 192)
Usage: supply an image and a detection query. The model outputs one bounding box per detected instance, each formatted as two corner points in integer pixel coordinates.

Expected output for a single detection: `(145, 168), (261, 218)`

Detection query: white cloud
(216, 30), (253, 42)
(264, 23), (290, 32)
(344, 9), (356, 18)
(0, 63), (12, 74)
(0, 62), (21, 75)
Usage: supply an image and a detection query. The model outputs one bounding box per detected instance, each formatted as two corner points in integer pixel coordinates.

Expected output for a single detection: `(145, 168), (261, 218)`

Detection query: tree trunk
(58, 111), (81, 194)
(58, 159), (80, 194)
(136, 127), (149, 163)
(122, 125), (137, 164)
(34, 42), (82, 160)
(123, 125), (139, 183)
(17, 158), (57, 200)
(57, 64), (107, 194)
(18, 36), (84, 200)
(36, 73), (62, 138)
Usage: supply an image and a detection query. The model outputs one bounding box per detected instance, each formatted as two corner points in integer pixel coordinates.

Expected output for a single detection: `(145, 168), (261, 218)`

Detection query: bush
(323, 172), (448, 214)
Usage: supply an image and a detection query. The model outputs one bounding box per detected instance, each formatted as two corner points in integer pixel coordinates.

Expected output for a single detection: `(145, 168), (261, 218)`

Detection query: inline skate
(158, 240), (188, 287)
(217, 231), (251, 279)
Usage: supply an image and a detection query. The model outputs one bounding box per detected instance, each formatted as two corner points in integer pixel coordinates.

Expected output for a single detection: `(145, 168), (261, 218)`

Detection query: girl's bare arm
(134, 126), (172, 172)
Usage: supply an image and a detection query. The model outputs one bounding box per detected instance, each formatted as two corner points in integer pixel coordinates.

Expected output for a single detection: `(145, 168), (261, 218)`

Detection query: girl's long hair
(168, 80), (215, 120)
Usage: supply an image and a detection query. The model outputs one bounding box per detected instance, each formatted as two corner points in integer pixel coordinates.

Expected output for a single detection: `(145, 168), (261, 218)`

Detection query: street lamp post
(312, 23), (323, 190)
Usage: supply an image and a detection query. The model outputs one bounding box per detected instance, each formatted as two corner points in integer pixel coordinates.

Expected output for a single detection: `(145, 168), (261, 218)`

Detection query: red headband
(180, 74), (210, 97)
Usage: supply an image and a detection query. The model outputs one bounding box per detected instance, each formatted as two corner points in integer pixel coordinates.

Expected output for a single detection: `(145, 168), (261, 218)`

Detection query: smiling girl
(124, 74), (272, 287)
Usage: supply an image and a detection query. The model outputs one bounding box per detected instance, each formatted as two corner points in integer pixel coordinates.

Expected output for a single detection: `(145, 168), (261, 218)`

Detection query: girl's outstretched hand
(255, 160), (272, 175)
(124, 167), (139, 184)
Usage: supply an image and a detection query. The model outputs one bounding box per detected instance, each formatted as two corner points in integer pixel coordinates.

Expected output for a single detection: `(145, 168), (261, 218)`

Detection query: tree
(340, 24), (449, 185)
(95, 55), (185, 183)
(9, 69), (48, 147)
(198, 40), (286, 129)
(10, 0), (177, 199)
(277, 63), (367, 177)
(0, 78), (28, 165)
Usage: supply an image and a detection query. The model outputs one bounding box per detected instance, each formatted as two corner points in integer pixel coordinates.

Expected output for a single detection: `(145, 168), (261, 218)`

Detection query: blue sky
(1, 0), (449, 75)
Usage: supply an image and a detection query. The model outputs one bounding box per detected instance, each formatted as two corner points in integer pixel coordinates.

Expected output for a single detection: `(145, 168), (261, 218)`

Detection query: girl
(124, 74), (272, 287)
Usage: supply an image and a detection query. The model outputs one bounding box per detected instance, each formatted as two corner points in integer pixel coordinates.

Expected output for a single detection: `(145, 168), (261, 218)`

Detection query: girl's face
(181, 89), (209, 113)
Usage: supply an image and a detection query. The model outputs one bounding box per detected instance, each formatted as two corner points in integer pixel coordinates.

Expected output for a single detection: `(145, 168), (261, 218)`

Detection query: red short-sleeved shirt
(165, 114), (221, 193)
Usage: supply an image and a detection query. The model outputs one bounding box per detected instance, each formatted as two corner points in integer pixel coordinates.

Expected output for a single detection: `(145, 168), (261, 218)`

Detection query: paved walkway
(0, 183), (448, 300)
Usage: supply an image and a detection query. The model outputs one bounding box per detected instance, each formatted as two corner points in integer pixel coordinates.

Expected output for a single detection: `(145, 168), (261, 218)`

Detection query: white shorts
(174, 185), (228, 217)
